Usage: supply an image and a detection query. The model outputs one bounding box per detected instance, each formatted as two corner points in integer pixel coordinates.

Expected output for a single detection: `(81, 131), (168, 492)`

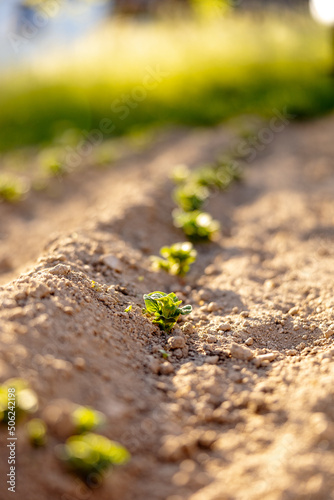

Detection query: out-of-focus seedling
(193, 161), (241, 190)
(172, 209), (220, 243)
(0, 378), (38, 424)
(26, 418), (47, 447)
(71, 406), (106, 434)
(170, 164), (191, 184)
(39, 148), (66, 177)
(173, 182), (209, 212)
(159, 349), (171, 360)
(0, 175), (28, 202)
(57, 432), (130, 481)
(143, 291), (192, 333)
(151, 242), (197, 277)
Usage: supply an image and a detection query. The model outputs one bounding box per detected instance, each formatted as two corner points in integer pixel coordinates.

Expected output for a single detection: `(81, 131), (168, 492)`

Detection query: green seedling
(170, 164), (191, 184)
(0, 175), (27, 202)
(143, 291), (192, 333)
(173, 182), (209, 212)
(124, 305), (132, 313)
(216, 159), (242, 182)
(39, 148), (66, 177)
(46, 161), (66, 177)
(193, 161), (241, 191)
(26, 418), (47, 447)
(151, 242), (197, 277)
(159, 349), (170, 360)
(172, 209), (220, 243)
(72, 406), (106, 434)
(0, 378), (38, 424)
(57, 432), (130, 481)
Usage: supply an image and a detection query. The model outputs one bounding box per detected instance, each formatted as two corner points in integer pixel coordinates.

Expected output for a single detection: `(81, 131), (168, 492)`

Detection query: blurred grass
(0, 11), (333, 153)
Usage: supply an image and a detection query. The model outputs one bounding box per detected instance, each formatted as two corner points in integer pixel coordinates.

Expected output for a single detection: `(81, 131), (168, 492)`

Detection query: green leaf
(159, 349), (170, 359)
(143, 295), (161, 315)
(179, 304), (193, 315)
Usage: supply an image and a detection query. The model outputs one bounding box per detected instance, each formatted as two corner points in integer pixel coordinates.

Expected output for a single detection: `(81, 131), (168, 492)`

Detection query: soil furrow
(0, 115), (334, 500)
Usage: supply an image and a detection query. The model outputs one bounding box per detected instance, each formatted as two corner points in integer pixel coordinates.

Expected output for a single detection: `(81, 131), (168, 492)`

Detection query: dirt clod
(230, 343), (254, 361)
(168, 336), (186, 350)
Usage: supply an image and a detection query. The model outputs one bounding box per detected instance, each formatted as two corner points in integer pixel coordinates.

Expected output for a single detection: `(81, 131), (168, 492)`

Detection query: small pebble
(324, 325), (334, 339)
(181, 322), (194, 336)
(49, 264), (71, 276)
(74, 357), (86, 370)
(218, 323), (231, 332)
(159, 362), (175, 375)
(245, 337), (254, 346)
(173, 349), (184, 359)
(253, 352), (278, 367)
(168, 336), (186, 350)
(288, 306), (299, 316)
(149, 358), (161, 374)
(205, 355), (219, 365)
(206, 335), (217, 344)
(198, 289), (212, 302)
(264, 279), (276, 290)
(207, 302), (219, 313)
(286, 349), (297, 356)
(204, 265), (217, 276)
(230, 343), (254, 361)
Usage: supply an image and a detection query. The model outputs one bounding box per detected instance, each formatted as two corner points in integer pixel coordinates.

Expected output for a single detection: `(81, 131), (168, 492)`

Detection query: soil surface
(0, 115), (334, 500)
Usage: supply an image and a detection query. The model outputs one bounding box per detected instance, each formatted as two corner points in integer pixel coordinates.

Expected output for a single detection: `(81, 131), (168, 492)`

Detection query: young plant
(26, 418), (47, 447)
(159, 349), (171, 360)
(0, 175), (27, 202)
(173, 182), (209, 212)
(151, 242), (197, 277)
(71, 406), (106, 434)
(170, 164), (191, 184)
(0, 378), (38, 424)
(172, 209), (220, 243)
(39, 148), (66, 177)
(143, 291), (192, 333)
(57, 432), (130, 481)
(193, 161), (241, 191)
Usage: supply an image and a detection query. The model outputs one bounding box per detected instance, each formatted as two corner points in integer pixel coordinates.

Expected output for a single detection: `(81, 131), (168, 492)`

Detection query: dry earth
(0, 115), (334, 500)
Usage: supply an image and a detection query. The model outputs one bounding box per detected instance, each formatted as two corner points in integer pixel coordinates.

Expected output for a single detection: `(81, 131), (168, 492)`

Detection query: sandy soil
(0, 115), (334, 500)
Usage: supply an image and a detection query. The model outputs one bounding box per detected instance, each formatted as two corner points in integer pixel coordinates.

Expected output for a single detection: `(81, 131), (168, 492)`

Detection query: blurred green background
(0, 0), (333, 159)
